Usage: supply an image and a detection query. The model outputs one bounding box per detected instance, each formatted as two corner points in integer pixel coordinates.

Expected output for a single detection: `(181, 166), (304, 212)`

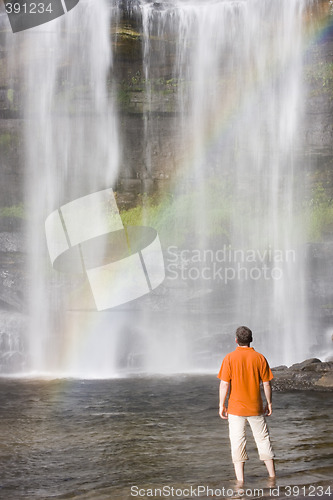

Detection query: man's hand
(264, 402), (273, 416)
(263, 381), (273, 416)
(219, 404), (228, 419)
(219, 380), (230, 420)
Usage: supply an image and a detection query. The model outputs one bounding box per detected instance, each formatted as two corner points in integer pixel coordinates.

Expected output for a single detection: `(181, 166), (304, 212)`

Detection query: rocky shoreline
(272, 358), (333, 391)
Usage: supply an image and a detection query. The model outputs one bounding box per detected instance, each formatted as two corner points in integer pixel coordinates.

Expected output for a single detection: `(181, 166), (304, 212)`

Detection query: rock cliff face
(0, 2), (332, 208)
(0, 218), (27, 372)
(112, 2), (333, 210)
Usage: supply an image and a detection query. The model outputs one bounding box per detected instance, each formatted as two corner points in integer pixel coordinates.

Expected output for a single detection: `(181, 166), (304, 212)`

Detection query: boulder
(272, 358), (333, 391)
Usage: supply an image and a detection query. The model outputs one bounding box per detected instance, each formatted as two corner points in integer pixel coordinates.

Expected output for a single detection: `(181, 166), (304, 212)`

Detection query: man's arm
(219, 380), (230, 419)
(263, 380), (273, 416)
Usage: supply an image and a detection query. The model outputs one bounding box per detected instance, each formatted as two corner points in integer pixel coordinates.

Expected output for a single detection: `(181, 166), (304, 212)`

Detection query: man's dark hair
(236, 326), (253, 345)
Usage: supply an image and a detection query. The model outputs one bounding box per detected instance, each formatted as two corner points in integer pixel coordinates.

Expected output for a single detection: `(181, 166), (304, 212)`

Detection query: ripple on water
(0, 377), (332, 499)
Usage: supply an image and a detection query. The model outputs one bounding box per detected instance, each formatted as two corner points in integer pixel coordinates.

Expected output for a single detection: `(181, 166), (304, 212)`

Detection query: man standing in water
(218, 326), (276, 483)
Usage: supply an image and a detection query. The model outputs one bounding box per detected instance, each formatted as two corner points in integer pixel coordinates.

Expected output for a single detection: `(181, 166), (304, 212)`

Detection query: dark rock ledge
(272, 358), (333, 391)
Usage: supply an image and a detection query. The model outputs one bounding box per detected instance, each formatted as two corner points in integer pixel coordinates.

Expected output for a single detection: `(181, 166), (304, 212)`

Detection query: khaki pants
(228, 414), (275, 463)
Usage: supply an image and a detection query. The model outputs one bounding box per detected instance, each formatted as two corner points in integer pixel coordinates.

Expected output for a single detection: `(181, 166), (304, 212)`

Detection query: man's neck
(237, 344), (250, 348)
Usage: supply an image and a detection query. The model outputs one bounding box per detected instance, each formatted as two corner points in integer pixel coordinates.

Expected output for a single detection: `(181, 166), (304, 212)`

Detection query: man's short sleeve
(217, 354), (231, 382)
(260, 355), (273, 382)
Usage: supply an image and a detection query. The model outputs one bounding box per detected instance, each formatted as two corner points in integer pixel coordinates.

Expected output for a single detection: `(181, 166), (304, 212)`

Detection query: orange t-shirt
(217, 346), (273, 416)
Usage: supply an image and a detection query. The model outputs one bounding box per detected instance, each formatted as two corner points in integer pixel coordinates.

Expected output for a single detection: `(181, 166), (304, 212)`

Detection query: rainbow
(53, 0), (332, 379)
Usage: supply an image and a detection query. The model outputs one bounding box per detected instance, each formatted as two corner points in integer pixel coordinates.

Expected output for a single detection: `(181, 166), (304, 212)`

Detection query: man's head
(235, 326), (253, 346)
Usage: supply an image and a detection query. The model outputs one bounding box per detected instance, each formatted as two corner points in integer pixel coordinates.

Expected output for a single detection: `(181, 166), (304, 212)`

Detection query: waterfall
(15, 0), (118, 374)
(2, 0), (313, 375)
(139, 0), (310, 367)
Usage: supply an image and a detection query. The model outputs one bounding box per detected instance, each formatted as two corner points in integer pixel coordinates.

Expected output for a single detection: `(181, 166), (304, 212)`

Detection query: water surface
(0, 376), (332, 499)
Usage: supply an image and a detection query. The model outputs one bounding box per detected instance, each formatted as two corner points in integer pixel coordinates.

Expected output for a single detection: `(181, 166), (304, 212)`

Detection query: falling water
(3, 0), (314, 375)
(139, 0), (311, 368)
(15, 0), (118, 374)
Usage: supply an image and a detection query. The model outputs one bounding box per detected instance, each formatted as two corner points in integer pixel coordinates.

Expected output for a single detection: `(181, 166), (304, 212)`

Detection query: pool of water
(0, 376), (332, 499)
